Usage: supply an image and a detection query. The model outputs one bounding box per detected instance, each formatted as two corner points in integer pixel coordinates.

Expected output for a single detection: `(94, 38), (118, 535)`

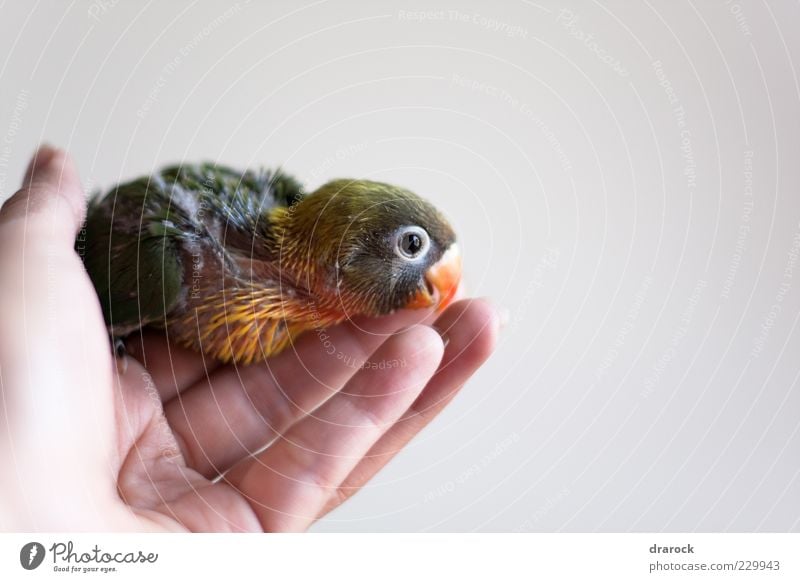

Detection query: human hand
(0, 146), (500, 532)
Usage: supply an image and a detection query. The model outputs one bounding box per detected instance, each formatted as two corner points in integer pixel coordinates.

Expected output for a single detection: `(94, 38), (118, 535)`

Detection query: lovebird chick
(79, 163), (461, 364)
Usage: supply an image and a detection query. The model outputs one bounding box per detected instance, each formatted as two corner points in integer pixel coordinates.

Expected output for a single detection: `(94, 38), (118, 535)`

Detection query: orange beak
(407, 244), (462, 313)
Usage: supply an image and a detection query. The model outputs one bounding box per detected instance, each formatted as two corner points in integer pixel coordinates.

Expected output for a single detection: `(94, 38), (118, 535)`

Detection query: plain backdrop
(1, 0), (798, 532)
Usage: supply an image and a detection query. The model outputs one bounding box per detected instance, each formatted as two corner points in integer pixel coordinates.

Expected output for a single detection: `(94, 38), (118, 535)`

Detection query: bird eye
(395, 226), (430, 260)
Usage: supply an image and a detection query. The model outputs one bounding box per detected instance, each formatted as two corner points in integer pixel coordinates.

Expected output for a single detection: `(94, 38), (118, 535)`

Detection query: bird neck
(263, 202), (362, 317)
(263, 204), (327, 293)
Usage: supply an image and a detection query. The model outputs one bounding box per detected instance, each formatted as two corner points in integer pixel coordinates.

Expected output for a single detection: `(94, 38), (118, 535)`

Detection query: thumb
(0, 147), (116, 527)
(0, 144), (86, 243)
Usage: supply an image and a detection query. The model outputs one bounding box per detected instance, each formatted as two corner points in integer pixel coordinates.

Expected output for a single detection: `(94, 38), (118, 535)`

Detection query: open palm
(0, 147), (499, 532)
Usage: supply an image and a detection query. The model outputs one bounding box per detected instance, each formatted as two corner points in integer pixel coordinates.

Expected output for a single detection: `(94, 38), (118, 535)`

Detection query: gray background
(1, 0), (798, 532)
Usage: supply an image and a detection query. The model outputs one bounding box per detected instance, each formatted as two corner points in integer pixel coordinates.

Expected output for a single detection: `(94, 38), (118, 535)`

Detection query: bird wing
(81, 163), (306, 339)
(81, 177), (186, 336)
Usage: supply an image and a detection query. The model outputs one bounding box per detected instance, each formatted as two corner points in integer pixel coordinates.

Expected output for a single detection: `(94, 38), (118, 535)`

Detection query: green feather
(77, 162), (457, 363)
(78, 162), (304, 335)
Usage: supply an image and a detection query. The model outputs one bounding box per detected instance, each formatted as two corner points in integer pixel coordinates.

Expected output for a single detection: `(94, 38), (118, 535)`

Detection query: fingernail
(34, 143), (57, 166)
(115, 354), (128, 376)
(24, 143), (57, 182)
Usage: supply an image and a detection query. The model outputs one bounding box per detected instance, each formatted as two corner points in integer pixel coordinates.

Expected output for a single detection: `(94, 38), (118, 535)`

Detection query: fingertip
(435, 297), (499, 331)
(26, 143), (81, 189)
(29, 147), (84, 216)
(392, 324), (445, 368)
(2, 145), (86, 236)
(23, 143), (57, 184)
(434, 297), (501, 361)
(468, 297), (503, 339)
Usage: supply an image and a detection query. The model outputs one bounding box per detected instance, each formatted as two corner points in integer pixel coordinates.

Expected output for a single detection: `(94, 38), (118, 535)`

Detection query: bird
(78, 162), (461, 364)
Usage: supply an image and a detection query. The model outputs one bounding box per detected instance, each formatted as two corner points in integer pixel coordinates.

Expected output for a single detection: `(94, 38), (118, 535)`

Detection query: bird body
(80, 163), (460, 364)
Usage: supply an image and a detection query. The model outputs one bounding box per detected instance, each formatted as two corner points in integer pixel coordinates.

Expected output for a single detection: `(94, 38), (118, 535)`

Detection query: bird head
(275, 179), (461, 316)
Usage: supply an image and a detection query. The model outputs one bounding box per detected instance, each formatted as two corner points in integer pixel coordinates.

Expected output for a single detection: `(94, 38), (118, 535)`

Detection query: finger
(0, 147), (117, 517)
(0, 145), (86, 241)
(124, 328), (220, 400)
(223, 324), (444, 531)
(164, 307), (433, 478)
(319, 299), (501, 514)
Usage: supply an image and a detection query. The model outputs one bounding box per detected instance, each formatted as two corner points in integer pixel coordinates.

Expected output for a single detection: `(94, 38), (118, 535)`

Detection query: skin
(0, 146), (501, 532)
